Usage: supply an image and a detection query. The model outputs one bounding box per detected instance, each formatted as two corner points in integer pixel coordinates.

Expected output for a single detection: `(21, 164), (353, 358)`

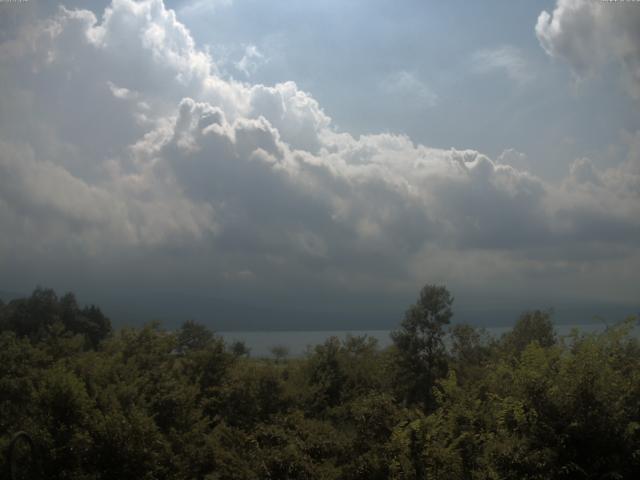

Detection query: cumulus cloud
(536, 0), (640, 98)
(0, 0), (639, 314)
(498, 149), (530, 171)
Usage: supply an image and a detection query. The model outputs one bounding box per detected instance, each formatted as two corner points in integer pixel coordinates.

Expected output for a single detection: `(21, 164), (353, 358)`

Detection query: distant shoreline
(218, 323), (627, 358)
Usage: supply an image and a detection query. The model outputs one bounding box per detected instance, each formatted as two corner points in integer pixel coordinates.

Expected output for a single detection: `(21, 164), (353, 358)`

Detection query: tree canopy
(1, 286), (639, 479)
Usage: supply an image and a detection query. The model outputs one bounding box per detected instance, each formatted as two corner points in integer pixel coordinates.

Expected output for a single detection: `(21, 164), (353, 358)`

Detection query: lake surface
(219, 323), (612, 358)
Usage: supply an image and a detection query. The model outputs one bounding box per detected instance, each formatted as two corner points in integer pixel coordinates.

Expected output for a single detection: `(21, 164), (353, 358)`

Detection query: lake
(219, 323), (613, 358)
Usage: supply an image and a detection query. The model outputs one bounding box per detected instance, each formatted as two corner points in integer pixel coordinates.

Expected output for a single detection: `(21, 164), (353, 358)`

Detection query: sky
(0, 0), (639, 329)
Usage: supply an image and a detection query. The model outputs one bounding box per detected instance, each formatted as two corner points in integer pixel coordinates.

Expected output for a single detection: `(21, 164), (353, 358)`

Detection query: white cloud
(235, 44), (265, 77)
(248, 81), (331, 153)
(472, 45), (532, 85)
(498, 149), (530, 171)
(0, 0), (639, 308)
(536, 0), (640, 98)
(178, 0), (233, 18)
(107, 81), (138, 100)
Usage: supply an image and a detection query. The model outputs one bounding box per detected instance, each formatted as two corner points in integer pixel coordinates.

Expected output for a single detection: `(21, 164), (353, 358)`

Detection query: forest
(1, 286), (639, 479)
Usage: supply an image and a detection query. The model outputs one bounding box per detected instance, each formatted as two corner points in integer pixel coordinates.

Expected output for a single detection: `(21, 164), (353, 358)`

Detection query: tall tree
(391, 284), (453, 410)
(502, 309), (556, 355)
(177, 319), (214, 352)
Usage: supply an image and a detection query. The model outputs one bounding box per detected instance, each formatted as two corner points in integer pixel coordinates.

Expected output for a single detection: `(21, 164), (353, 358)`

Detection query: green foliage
(1, 287), (639, 479)
(501, 309), (556, 355)
(229, 340), (250, 358)
(270, 345), (290, 363)
(177, 319), (214, 352)
(305, 335), (386, 414)
(213, 361), (291, 429)
(0, 288), (111, 349)
(391, 284), (453, 409)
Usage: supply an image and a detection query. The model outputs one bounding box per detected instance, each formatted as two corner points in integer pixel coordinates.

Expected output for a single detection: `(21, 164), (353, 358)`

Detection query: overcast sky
(0, 0), (639, 329)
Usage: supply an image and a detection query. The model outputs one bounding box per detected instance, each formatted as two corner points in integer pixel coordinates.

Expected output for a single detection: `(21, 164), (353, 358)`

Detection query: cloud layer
(0, 0), (639, 320)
